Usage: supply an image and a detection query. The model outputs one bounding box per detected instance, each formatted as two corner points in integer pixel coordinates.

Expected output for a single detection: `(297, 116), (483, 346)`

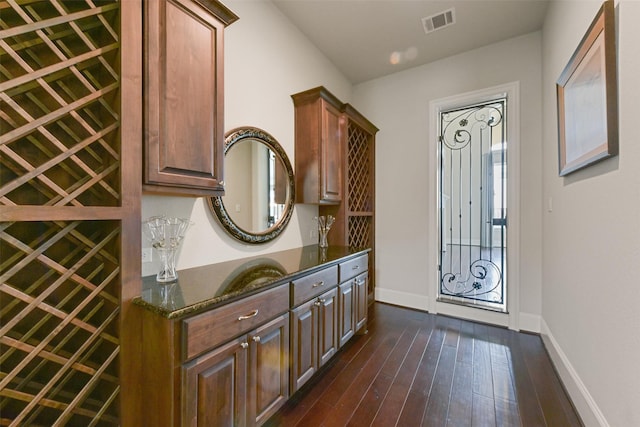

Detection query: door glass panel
(438, 98), (507, 312)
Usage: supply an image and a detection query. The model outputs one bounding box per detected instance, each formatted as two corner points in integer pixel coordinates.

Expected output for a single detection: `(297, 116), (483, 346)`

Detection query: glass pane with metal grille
(438, 98), (507, 312)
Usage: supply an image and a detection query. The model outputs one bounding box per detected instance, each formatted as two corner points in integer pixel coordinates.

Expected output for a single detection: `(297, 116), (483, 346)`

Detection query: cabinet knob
(314, 301), (322, 307)
(312, 281), (325, 288)
(240, 342), (249, 349)
(219, 180), (225, 186)
(238, 309), (259, 321)
(252, 336), (261, 343)
(353, 265), (360, 270)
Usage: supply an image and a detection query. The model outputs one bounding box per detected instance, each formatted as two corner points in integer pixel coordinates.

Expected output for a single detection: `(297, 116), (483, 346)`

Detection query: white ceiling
(271, 0), (549, 84)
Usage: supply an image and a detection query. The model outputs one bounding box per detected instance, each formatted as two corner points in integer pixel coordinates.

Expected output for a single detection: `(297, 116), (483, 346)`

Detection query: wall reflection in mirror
(208, 127), (295, 244)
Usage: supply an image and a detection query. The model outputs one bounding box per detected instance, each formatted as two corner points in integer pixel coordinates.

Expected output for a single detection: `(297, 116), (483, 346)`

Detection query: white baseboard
(518, 312), (541, 333)
(375, 288), (429, 311)
(540, 318), (608, 427)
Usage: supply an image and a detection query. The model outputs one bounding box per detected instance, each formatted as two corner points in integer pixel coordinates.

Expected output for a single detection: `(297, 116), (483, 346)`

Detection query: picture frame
(556, 0), (618, 176)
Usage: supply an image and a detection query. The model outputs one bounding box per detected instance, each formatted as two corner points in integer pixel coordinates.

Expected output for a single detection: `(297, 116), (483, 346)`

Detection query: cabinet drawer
(339, 254), (368, 282)
(291, 265), (338, 306)
(182, 284), (289, 361)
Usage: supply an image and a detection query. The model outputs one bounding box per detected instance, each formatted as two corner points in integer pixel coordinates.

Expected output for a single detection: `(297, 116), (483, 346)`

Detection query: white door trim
(428, 82), (521, 330)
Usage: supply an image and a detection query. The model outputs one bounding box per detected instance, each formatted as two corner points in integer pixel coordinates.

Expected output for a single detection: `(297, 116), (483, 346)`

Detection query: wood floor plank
(371, 327), (432, 426)
(322, 328), (416, 425)
(471, 393), (497, 427)
(506, 331), (548, 426)
(267, 303), (583, 427)
(422, 345), (457, 425)
(347, 326), (424, 426)
(472, 325), (494, 399)
(446, 361), (473, 427)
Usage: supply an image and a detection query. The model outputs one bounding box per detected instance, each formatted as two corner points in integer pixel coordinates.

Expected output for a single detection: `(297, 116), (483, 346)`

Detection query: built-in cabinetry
(143, 0), (238, 196)
(338, 254), (369, 347)
(141, 283), (290, 426)
(183, 312), (289, 427)
(292, 87), (344, 204)
(292, 87), (378, 303)
(134, 247), (368, 426)
(290, 266), (340, 391)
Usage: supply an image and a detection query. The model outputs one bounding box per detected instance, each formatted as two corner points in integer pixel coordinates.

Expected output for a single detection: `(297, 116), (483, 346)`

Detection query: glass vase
(156, 247), (178, 283)
(142, 216), (192, 283)
(319, 229), (329, 248)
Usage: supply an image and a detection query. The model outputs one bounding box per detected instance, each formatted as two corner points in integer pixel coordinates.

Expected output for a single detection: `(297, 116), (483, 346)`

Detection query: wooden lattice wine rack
(0, 0), (141, 425)
(321, 106), (377, 301)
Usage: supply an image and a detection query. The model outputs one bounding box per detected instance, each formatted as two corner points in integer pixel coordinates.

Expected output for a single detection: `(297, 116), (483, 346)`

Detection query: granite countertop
(133, 245), (369, 319)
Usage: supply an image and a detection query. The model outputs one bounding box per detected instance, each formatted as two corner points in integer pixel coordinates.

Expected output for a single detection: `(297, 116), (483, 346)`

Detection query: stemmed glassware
(316, 215), (335, 248)
(142, 216), (192, 283)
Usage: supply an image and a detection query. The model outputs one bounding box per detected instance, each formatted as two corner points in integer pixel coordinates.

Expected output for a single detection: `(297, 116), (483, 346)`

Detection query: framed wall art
(556, 0), (618, 176)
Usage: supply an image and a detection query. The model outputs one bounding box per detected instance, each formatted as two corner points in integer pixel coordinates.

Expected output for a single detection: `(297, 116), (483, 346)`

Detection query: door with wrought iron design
(438, 99), (507, 312)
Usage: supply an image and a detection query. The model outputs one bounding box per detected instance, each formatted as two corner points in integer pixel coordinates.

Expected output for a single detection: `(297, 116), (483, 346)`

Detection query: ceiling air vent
(422, 8), (456, 34)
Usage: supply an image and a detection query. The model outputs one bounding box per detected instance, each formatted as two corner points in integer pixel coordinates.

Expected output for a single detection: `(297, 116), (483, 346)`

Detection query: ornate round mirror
(207, 127), (295, 244)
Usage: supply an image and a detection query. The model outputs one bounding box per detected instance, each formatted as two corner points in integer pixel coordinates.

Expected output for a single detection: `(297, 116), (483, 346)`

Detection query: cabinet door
(144, 0), (235, 196)
(183, 336), (248, 427)
(317, 287), (339, 367)
(355, 273), (368, 332)
(338, 280), (355, 347)
(320, 99), (343, 203)
(290, 298), (317, 392)
(249, 314), (290, 427)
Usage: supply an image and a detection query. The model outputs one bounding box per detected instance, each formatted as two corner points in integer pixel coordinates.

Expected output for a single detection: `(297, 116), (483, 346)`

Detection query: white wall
(541, 1), (640, 425)
(141, 0), (352, 275)
(351, 32), (544, 325)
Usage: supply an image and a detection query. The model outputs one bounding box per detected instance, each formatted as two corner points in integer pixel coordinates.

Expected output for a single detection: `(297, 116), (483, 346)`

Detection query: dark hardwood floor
(267, 303), (582, 427)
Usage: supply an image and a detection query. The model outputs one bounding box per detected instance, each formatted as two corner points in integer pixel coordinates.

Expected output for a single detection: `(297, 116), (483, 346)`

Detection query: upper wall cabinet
(292, 87), (344, 204)
(144, 0), (238, 196)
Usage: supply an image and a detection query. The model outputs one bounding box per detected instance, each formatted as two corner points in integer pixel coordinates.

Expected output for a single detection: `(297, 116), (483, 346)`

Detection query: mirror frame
(207, 127), (295, 244)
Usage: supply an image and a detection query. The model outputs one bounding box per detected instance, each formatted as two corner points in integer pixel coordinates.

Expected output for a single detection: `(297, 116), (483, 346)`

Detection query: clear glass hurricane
(142, 216), (192, 283)
(316, 215), (335, 248)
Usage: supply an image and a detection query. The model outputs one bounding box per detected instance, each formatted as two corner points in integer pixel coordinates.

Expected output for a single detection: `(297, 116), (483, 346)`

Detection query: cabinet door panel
(250, 314), (290, 426)
(183, 336), (247, 427)
(318, 287), (338, 367)
(321, 99), (342, 202)
(338, 280), (355, 347)
(355, 273), (368, 332)
(145, 0), (235, 195)
(290, 300), (317, 392)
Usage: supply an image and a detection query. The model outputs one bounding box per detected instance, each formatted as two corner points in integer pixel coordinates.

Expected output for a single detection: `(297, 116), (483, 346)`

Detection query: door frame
(428, 82), (521, 330)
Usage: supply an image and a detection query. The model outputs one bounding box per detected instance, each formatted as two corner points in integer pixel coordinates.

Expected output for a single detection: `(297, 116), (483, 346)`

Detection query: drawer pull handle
(252, 336), (261, 343)
(353, 265), (360, 270)
(240, 342), (249, 349)
(238, 309), (259, 321)
(312, 281), (325, 288)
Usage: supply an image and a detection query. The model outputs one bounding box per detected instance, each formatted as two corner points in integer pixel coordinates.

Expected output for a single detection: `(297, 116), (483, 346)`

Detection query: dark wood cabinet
(293, 86), (378, 302)
(290, 287), (339, 392)
(249, 315), (290, 426)
(338, 254), (369, 347)
(184, 336), (248, 427)
(183, 313), (289, 427)
(144, 0), (237, 196)
(355, 272), (368, 332)
(292, 87), (344, 204)
(338, 280), (355, 347)
(135, 249), (368, 426)
(321, 104), (378, 303)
